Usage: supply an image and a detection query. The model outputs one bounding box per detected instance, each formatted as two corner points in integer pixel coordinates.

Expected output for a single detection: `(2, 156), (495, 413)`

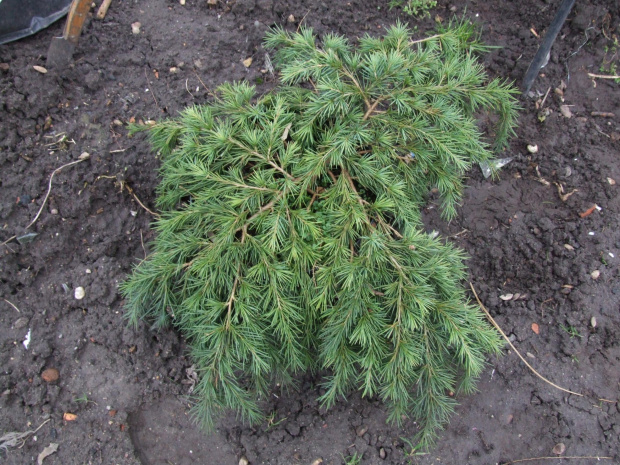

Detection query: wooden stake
(96, 0), (113, 20)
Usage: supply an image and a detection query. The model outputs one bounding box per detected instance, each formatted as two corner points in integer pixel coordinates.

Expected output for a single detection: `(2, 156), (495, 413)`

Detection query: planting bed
(1, 0), (619, 464)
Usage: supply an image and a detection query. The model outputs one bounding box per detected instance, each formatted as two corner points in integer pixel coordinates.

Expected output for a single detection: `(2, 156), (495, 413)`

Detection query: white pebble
(23, 329), (31, 349)
(588, 232), (595, 236)
(591, 316), (597, 328)
(131, 22), (141, 34)
(591, 270), (600, 280)
(527, 144), (538, 154)
(74, 287), (85, 300)
(609, 253), (614, 258)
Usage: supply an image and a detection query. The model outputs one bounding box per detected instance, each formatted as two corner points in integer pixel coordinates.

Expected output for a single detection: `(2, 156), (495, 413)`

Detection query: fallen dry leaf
(531, 323), (540, 334)
(63, 413), (77, 421)
(555, 182), (577, 201)
(37, 443), (58, 465)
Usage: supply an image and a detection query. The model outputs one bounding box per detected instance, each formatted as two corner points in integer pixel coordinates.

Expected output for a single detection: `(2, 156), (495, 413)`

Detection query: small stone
(51, 208), (58, 215)
(499, 294), (513, 301)
(238, 456), (249, 465)
(242, 57), (253, 68)
(591, 316), (597, 328)
(590, 270), (600, 280)
(207, 0), (217, 4)
(14, 317), (29, 329)
(526, 352), (535, 359)
(169, 67), (179, 74)
(0, 63), (9, 71)
(41, 368), (60, 383)
(356, 425), (368, 437)
(508, 333), (516, 342)
(179, 0), (185, 4)
(564, 244), (574, 251)
(607, 177), (616, 185)
(379, 447), (386, 459)
(559, 105), (573, 118)
(310, 460), (323, 465)
(527, 144), (538, 154)
(131, 22), (141, 34)
(552, 442), (566, 455)
(564, 166), (572, 177)
(287, 14), (295, 23)
(33, 65), (48, 74)
(449, 5), (457, 12)
(74, 287), (85, 300)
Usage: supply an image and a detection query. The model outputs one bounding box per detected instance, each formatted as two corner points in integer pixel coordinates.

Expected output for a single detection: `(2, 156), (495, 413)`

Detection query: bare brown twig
(26, 154), (90, 230)
(501, 456), (612, 465)
(470, 283), (617, 404)
(3, 299), (21, 313)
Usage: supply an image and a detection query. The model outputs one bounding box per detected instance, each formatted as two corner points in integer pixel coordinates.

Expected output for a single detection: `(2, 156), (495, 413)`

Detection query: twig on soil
(501, 456), (612, 465)
(121, 181), (160, 218)
(470, 283), (584, 397)
(0, 419), (50, 451)
(140, 230), (147, 259)
(472, 283), (618, 405)
(185, 78), (194, 98)
(587, 72), (620, 80)
(1, 236), (17, 247)
(3, 299), (21, 313)
(193, 71), (214, 96)
(145, 68), (161, 112)
(26, 153), (90, 230)
(591, 111), (615, 118)
(539, 86), (551, 108)
(96, 0), (113, 19)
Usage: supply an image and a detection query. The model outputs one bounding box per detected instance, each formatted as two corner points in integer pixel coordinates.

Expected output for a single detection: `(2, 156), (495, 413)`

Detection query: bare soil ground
(1, 1), (619, 464)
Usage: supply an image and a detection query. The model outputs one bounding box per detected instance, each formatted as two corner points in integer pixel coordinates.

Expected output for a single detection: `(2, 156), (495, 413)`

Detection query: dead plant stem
(26, 156), (89, 230)
(3, 299), (21, 313)
(501, 456), (612, 465)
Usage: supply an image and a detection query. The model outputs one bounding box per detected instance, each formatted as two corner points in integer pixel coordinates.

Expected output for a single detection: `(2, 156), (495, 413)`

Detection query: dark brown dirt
(1, 1), (620, 464)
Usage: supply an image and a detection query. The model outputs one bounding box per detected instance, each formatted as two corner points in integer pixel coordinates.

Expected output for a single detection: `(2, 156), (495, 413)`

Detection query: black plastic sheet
(0, 0), (72, 45)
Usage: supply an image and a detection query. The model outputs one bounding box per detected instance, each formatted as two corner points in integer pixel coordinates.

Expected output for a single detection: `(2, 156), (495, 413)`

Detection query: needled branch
(123, 21), (518, 449)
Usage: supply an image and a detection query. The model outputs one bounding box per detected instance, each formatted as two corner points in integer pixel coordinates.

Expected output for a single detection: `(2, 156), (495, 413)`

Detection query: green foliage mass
(121, 21), (518, 446)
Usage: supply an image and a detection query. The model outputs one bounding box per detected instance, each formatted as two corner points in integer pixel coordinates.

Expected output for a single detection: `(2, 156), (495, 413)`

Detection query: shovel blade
(46, 37), (76, 68)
